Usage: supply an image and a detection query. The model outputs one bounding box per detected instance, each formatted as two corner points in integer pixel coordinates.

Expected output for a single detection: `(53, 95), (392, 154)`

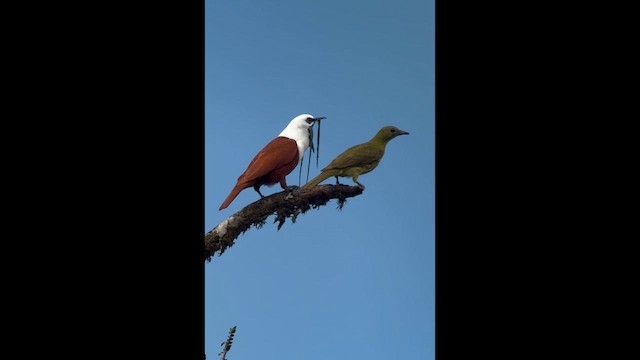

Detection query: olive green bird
(302, 126), (409, 189)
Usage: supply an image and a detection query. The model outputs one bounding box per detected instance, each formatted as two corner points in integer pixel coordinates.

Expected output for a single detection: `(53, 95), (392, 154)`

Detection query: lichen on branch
(205, 185), (364, 261)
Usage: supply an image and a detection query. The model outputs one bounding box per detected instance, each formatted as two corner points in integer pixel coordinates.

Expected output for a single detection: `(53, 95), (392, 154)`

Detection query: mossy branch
(205, 185), (364, 261)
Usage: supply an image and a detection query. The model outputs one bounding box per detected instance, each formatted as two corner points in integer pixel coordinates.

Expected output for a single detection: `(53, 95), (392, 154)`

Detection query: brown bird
(219, 114), (325, 210)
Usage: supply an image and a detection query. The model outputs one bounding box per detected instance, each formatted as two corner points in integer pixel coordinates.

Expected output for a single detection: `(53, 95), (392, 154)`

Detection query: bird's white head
(283, 114), (318, 131)
(279, 114), (326, 162)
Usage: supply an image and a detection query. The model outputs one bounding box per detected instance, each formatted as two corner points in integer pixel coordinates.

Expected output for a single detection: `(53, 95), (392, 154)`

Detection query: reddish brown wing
(238, 137), (299, 182)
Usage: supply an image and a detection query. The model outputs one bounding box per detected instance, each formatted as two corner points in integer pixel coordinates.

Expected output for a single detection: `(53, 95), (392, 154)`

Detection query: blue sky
(205, 0), (434, 358)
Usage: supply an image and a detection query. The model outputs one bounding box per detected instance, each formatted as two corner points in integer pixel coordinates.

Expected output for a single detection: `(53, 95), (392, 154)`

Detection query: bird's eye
(391, 128), (396, 132)
(306, 117), (313, 124)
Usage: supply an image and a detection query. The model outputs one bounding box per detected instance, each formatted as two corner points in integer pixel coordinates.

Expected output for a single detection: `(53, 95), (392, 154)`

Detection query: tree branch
(218, 326), (236, 360)
(205, 185), (364, 262)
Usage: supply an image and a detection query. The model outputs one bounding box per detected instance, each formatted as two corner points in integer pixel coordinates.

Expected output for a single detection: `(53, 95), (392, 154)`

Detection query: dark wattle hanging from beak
(298, 116), (326, 185)
(312, 117), (325, 168)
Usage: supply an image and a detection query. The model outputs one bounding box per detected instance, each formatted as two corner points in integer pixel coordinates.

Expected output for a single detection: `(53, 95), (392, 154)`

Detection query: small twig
(218, 326), (236, 360)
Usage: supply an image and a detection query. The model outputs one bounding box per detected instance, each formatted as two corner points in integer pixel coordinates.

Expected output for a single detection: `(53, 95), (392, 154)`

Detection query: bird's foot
(355, 182), (365, 189)
(284, 185), (300, 200)
(284, 186), (300, 200)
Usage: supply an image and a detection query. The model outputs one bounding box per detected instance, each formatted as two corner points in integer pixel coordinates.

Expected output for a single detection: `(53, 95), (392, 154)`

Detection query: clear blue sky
(205, 1), (434, 358)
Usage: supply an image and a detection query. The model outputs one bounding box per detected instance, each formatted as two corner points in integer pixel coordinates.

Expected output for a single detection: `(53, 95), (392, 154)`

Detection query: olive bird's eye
(391, 128), (396, 132)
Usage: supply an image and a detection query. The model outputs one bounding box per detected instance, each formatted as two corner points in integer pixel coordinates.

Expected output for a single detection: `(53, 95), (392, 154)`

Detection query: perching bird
(219, 114), (326, 210)
(302, 126), (409, 189)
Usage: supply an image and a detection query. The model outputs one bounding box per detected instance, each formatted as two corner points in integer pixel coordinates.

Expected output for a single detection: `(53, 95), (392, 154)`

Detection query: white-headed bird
(219, 114), (325, 210)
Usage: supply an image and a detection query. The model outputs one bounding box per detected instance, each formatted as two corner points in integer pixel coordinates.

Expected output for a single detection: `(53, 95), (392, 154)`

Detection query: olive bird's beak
(397, 129), (409, 135)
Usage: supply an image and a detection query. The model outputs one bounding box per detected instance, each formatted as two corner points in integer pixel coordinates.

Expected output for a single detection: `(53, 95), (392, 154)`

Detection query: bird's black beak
(312, 116), (326, 122)
(397, 129), (409, 135)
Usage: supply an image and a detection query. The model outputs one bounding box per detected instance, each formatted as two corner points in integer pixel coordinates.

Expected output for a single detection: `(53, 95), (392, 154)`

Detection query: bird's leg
(279, 179), (299, 191)
(254, 184), (265, 198)
(352, 175), (365, 188)
(334, 176), (341, 185)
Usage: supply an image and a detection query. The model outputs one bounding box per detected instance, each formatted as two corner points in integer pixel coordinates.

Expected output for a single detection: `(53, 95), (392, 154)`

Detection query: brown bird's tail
(302, 169), (339, 189)
(219, 184), (244, 210)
